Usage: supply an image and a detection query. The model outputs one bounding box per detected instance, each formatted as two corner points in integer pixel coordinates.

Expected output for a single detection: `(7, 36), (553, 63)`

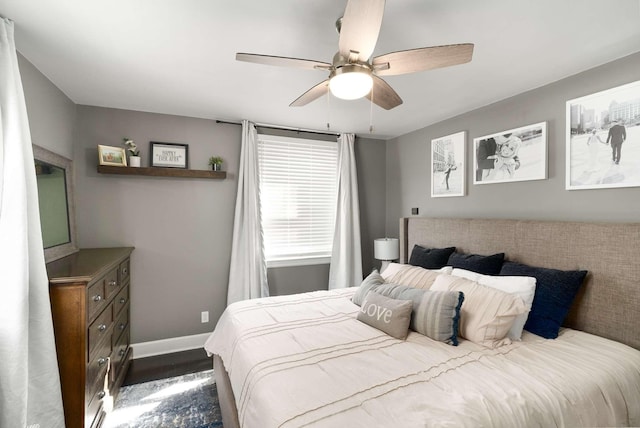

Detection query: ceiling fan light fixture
(329, 64), (373, 100)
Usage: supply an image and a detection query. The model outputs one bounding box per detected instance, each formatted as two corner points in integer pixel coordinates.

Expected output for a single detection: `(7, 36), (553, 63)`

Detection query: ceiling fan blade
(290, 80), (330, 107)
(366, 75), (402, 110)
(372, 43), (474, 76)
(236, 53), (331, 71)
(338, 0), (385, 62)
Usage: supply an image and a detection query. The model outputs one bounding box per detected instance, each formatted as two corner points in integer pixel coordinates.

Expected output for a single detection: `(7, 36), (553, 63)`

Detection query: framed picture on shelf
(98, 145), (127, 167)
(150, 142), (189, 169)
(431, 131), (466, 197)
(473, 122), (547, 185)
(566, 80), (640, 190)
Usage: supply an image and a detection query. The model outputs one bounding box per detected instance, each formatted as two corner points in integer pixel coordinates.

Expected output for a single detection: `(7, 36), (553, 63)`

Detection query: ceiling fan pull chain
(369, 87), (374, 133)
(326, 89), (331, 130)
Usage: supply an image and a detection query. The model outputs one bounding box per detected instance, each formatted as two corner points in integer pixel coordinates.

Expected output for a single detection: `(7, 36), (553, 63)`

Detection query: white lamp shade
(374, 238), (399, 261)
(329, 64), (373, 100)
(329, 72), (372, 100)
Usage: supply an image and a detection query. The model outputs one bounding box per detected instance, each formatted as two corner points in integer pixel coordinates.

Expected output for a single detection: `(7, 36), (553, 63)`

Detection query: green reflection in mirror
(35, 159), (70, 248)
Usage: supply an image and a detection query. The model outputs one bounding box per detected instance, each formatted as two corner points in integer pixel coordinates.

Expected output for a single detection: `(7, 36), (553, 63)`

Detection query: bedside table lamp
(374, 238), (399, 273)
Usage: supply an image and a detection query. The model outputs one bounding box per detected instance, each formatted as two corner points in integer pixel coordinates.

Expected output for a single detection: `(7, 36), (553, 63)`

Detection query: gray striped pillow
(373, 283), (464, 345)
(352, 270), (385, 306)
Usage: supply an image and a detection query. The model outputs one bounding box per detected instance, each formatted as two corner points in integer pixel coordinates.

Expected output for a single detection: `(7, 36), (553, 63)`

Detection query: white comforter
(205, 288), (640, 428)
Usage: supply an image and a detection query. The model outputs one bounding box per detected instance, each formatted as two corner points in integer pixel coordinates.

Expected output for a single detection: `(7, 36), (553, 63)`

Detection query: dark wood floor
(122, 348), (213, 386)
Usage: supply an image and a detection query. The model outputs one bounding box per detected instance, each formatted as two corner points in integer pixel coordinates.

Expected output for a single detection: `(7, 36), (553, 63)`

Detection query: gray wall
(356, 137), (387, 274)
(268, 264), (330, 296)
(74, 106), (241, 343)
(19, 53), (76, 158)
(386, 52), (640, 237)
(73, 107), (386, 343)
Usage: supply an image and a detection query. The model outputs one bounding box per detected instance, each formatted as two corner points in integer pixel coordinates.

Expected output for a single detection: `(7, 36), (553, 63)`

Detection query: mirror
(33, 145), (78, 263)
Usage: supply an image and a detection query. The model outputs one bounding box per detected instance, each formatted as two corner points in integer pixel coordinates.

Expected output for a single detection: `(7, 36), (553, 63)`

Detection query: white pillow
(431, 274), (528, 348)
(451, 268), (536, 341)
(381, 263), (452, 289)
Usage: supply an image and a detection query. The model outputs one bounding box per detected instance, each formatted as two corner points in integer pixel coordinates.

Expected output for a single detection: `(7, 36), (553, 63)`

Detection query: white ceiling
(2, 0), (640, 139)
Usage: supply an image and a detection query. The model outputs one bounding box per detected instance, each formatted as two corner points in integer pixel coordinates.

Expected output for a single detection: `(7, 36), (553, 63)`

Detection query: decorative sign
(150, 142), (189, 169)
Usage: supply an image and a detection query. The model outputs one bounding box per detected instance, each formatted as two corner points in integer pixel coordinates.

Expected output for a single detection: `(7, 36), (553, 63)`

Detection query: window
(257, 134), (338, 267)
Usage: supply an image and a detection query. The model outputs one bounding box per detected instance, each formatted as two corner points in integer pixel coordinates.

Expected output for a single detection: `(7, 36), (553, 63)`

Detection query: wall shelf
(97, 165), (226, 179)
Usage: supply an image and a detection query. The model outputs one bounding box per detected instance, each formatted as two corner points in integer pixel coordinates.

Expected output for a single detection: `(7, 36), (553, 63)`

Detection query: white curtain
(227, 120), (269, 304)
(0, 18), (65, 428)
(328, 133), (363, 289)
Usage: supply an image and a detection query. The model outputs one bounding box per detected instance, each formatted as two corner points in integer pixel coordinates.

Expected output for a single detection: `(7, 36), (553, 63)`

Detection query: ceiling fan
(236, 0), (474, 110)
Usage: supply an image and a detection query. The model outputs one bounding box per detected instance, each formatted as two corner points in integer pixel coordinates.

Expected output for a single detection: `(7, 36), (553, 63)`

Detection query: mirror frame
(33, 144), (78, 263)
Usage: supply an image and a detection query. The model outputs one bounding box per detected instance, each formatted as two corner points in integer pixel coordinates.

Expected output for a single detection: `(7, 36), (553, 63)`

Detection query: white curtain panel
(0, 18), (65, 428)
(328, 133), (363, 289)
(226, 120), (269, 304)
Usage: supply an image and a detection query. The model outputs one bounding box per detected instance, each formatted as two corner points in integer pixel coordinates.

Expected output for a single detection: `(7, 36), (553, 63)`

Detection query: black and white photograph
(431, 131), (465, 197)
(566, 80), (640, 190)
(473, 122), (547, 185)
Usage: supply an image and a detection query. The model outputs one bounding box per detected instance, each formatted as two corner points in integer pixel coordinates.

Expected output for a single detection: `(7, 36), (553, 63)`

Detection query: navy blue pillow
(409, 245), (456, 269)
(447, 252), (505, 275)
(500, 261), (587, 339)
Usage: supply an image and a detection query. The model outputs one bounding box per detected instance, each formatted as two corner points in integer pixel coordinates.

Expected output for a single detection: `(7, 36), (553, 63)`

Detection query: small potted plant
(123, 138), (141, 167)
(208, 156), (223, 171)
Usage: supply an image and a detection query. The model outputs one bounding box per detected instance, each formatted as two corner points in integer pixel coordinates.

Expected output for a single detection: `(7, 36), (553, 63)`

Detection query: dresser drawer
(113, 286), (129, 318)
(86, 375), (107, 428)
(119, 259), (130, 284)
(104, 266), (121, 300)
(88, 305), (113, 362)
(110, 330), (130, 385)
(86, 341), (110, 402)
(87, 280), (107, 321)
(112, 308), (129, 347)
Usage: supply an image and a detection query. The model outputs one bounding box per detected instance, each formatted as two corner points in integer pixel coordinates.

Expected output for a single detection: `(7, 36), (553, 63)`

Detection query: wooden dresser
(46, 247), (134, 428)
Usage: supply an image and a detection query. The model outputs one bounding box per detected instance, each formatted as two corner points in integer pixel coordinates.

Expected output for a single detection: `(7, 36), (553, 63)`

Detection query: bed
(205, 217), (640, 427)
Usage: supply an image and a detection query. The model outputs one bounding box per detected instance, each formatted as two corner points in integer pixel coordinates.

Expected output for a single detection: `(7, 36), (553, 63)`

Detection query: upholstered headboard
(400, 217), (640, 350)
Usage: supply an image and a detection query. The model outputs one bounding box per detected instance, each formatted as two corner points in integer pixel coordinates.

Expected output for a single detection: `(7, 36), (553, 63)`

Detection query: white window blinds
(257, 134), (338, 266)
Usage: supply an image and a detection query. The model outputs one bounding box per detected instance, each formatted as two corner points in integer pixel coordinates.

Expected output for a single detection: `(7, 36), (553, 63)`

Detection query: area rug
(103, 369), (223, 428)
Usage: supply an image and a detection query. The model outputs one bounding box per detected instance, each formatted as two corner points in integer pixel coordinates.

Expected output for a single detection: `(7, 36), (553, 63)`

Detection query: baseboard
(131, 333), (211, 359)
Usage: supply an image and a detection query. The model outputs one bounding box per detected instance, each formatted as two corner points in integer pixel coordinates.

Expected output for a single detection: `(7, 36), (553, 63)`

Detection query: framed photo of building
(473, 122), (547, 185)
(98, 145), (127, 167)
(566, 80), (640, 190)
(431, 131), (466, 197)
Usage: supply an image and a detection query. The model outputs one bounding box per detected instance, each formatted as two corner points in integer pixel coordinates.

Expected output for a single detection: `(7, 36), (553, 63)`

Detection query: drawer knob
(98, 391), (106, 400)
(98, 357), (107, 366)
(122, 268), (128, 275)
(93, 295), (102, 302)
(109, 280), (117, 287)
(98, 324), (107, 332)
(119, 297), (126, 304)
(119, 323), (126, 330)
(119, 349), (126, 357)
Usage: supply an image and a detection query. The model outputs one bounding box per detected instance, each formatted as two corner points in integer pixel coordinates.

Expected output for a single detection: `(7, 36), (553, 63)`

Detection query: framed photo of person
(566, 79), (640, 190)
(431, 131), (466, 197)
(473, 122), (547, 185)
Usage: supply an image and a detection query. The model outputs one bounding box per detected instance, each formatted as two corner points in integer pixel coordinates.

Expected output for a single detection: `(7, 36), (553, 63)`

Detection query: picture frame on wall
(431, 131), (466, 197)
(473, 122), (547, 185)
(98, 145), (127, 167)
(565, 80), (640, 190)
(150, 142), (189, 168)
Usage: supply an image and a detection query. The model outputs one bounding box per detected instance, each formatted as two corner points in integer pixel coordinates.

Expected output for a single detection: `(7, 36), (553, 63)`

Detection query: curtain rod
(215, 119), (340, 137)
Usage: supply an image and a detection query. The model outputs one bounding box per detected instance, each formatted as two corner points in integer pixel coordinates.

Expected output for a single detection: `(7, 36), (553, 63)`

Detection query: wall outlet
(201, 311), (209, 323)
